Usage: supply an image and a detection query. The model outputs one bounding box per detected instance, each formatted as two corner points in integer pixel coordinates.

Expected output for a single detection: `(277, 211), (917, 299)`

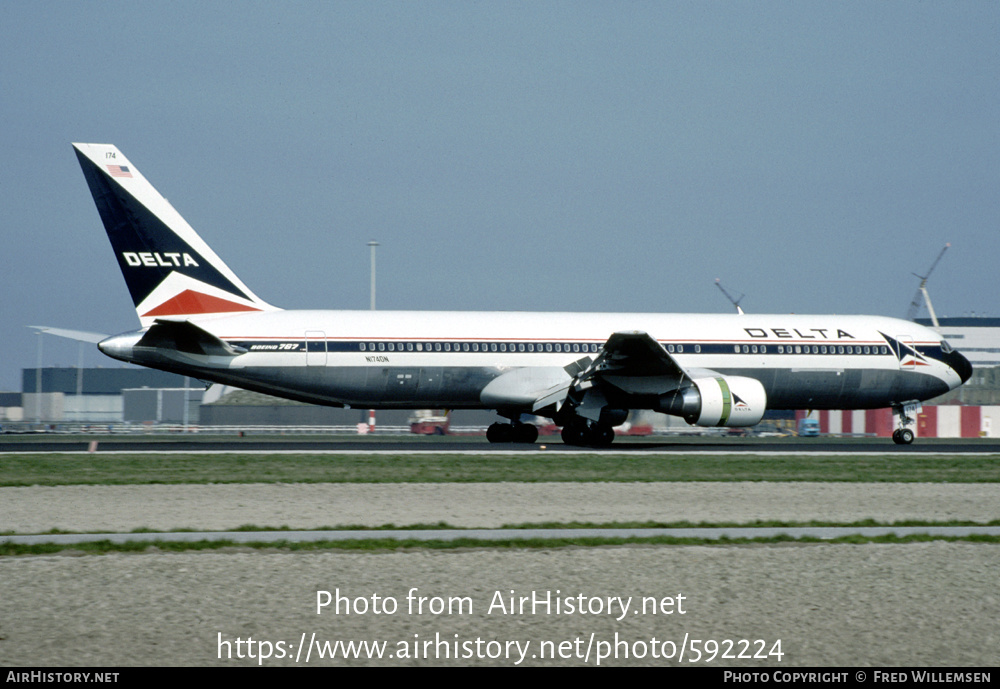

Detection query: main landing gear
(560, 419), (615, 448)
(484, 417), (616, 447)
(486, 421), (539, 444)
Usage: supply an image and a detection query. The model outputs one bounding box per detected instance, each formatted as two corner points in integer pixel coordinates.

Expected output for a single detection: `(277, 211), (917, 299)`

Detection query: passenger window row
(359, 342), (602, 354)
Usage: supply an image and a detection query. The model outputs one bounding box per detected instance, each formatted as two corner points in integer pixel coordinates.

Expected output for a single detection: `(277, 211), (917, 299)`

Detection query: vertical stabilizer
(73, 143), (278, 327)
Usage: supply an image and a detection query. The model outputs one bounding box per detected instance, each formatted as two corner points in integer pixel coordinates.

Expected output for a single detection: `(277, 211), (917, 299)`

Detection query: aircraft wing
(594, 331), (687, 377)
(531, 331), (700, 416)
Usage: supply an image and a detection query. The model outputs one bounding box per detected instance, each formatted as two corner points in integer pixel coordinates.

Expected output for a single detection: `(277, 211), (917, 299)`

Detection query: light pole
(368, 240), (379, 311)
(367, 240), (379, 433)
(35, 330), (43, 424)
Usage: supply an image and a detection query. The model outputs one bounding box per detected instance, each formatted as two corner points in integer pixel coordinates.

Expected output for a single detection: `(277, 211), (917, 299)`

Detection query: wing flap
(596, 331), (687, 379)
(589, 331), (693, 395)
(527, 331), (702, 413)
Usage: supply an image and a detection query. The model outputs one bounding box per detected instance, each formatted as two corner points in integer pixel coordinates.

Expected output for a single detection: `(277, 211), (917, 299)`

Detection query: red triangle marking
(142, 290), (262, 317)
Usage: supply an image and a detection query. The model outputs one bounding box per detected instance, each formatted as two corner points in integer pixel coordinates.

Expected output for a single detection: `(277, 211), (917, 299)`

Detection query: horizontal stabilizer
(136, 319), (247, 357)
(28, 326), (109, 344)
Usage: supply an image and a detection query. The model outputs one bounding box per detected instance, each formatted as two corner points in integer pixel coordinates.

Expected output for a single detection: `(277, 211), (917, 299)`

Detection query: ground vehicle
(797, 418), (820, 437)
(409, 411), (449, 435)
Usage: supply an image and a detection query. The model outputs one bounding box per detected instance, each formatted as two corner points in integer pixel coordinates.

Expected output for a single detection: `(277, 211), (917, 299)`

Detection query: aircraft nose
(947, 349), (973, 385)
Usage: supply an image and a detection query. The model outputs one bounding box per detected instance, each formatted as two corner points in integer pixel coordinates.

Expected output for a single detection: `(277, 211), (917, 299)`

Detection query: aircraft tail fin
(73, 143), (279, 327)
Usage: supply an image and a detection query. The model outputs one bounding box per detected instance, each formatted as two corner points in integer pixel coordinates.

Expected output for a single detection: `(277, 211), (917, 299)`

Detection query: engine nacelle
(655, 375), (767, 427)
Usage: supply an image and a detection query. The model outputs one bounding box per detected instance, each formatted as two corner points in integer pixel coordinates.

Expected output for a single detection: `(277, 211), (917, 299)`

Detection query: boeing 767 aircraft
(73, 143), (972, 445)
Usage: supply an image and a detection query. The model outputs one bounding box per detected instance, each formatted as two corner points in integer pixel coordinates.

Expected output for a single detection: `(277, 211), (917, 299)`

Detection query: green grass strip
(5, 518), (998, 537)
(2, 452), (1000, 485)
(2, 533), (999, 556)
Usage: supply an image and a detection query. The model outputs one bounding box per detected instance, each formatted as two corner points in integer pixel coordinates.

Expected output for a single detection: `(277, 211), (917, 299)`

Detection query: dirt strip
(2, 482), (999, 533)
(1, 544), (997, 666)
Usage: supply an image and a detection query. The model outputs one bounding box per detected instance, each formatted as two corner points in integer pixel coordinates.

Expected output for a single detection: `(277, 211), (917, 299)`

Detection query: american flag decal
(107, 165), (132, 178)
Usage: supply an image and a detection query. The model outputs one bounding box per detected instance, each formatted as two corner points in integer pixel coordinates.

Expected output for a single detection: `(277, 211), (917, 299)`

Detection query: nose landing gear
(891, 403), (919, 445)
(892, 428), (914, 445)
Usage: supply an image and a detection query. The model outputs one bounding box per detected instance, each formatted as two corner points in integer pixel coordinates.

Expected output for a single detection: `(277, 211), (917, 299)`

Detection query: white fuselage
(101, 309), (967, 413)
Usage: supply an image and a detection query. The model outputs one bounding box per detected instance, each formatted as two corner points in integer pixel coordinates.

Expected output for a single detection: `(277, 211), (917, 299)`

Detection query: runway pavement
(3, 435), (999, 454)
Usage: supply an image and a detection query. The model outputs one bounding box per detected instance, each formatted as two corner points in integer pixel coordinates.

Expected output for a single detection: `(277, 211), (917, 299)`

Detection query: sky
(1, 1), (998, 390)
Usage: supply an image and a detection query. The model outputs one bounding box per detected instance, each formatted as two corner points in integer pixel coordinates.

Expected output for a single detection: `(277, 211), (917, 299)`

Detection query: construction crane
(715, 279), (745, 315)
(905, 243), (950, 330)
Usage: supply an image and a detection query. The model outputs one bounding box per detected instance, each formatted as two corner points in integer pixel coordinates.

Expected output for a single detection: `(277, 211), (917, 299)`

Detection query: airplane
(73, 143), (973, 446)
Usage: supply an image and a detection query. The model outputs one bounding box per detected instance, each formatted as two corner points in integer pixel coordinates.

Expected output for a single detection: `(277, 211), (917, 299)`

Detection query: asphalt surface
(3, 436), (999, 453)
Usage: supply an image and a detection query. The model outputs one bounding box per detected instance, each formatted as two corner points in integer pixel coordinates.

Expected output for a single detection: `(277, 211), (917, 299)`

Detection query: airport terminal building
(8, 367), (201, 425)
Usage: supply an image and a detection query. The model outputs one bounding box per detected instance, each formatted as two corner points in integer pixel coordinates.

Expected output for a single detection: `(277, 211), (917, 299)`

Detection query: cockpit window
(940, 340), (954, 354)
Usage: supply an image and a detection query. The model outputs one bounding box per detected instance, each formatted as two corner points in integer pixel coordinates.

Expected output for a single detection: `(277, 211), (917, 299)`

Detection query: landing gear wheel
(512, 423), (538, 444)
(560, 421), (615, 447)
(486, 422), (513, 443)
(561, 422), (588, 446)
(893, 428), (914, 445)
(590, 423), (615, 447)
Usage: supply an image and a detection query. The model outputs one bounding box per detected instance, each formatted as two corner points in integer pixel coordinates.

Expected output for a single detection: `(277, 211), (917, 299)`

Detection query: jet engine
(655, 375), (766, 427)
